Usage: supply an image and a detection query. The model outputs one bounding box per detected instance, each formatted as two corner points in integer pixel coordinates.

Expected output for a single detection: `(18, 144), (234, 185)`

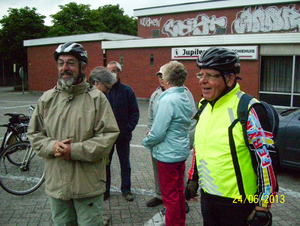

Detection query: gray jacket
(28, 79), (119, 200)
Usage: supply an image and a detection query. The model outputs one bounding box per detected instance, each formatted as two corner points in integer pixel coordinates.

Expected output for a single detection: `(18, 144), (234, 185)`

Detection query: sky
(0, 0), (202, 26)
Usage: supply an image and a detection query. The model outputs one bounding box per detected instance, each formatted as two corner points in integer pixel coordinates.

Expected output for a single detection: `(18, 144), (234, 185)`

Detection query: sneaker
(122, 191), (134, 202)
(147, 197), (163, 207)
(104, 193), (110, 201)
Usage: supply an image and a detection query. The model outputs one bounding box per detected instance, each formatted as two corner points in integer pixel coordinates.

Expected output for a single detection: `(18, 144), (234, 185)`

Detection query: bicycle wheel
(5, 125), (29, 165)
(0, 141), (45, 195)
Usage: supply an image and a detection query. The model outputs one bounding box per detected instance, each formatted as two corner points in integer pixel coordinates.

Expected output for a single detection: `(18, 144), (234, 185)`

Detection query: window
(120, 55), (124, 67)
(150, 53), (154, 66)
(260, 56), (300, 107)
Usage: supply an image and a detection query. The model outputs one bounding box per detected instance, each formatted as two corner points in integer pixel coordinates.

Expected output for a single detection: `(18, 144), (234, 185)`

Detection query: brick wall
(105, 47), (260, 102)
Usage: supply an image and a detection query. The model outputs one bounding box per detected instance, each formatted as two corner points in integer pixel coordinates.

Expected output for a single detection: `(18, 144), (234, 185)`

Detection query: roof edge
(102, 33), (300, 49)
(134, 0), (300, 17)
(24, 32), (140, 47)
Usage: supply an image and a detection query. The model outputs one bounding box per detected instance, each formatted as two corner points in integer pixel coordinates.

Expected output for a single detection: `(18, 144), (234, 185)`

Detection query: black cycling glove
(247, 209), (272, 226)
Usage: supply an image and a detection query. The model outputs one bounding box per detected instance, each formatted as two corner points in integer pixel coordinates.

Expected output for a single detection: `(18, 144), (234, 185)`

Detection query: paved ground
(0, 86), (299, 226)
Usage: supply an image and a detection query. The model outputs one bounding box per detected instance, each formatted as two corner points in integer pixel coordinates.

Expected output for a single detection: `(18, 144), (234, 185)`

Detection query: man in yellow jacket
(28, 42), (119, 226)
(193, 47), (277, 226)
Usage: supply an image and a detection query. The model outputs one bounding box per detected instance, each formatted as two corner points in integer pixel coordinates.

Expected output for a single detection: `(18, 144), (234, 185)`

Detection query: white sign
(172, 46), (258, 60)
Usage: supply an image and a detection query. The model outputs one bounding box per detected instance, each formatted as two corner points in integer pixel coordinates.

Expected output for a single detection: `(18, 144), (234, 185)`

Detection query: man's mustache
(60, 71), (73, 76)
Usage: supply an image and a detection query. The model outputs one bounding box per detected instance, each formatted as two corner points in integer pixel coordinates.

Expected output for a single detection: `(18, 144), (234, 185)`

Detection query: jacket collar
(213, 83), (240, 108)
(112, 79), (121, 89)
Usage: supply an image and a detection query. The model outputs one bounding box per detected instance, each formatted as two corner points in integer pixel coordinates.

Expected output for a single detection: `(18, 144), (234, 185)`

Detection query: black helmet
(54, 42), (88, 64)
(196, 47), (240, 74)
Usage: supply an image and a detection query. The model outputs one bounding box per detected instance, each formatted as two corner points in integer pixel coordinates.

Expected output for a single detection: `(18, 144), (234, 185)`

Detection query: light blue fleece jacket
(142, 86), (193, 163)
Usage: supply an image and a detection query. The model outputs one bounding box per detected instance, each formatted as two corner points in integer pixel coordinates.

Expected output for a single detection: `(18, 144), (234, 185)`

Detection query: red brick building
(24, 0), (300, 108)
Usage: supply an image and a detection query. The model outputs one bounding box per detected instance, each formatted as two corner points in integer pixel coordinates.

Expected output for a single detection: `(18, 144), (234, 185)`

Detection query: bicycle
(0, 106), (34, 164)
(1, 113), (29, 148)
(0, 106), (45, 195)
(0, 141), (45, 195)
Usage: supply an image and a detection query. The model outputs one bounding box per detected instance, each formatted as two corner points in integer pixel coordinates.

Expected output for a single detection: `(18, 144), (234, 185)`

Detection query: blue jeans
(105, 138), (131, 194)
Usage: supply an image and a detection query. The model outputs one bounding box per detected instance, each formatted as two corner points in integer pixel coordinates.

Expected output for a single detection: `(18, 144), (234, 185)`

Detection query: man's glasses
(57, 60), (79, 68)
(196, 72), (222, 81)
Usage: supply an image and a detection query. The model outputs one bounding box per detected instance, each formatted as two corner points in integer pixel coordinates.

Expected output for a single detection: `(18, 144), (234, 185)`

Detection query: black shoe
(186, 201), (190, 214)
(122, 191), (134, 201)
(160, 207), (166, 215)
(104, 193), (110, 201)
(147, 197), (163, 207)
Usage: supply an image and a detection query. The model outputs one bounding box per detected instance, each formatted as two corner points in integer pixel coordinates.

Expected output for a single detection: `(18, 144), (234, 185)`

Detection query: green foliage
(0, 7), (49, 63)
(48, 2), (137, 37)
(48, 2), (106, 36)
(96, 4), (137, 36)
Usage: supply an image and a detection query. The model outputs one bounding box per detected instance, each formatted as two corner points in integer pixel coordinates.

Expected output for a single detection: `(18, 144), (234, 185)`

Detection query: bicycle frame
(0, 125), (19, 151)
(0, 114), (30, 154)
(19, 145), (35, 172)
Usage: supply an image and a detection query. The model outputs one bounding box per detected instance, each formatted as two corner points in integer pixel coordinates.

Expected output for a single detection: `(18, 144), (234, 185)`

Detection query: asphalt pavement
(0, 86), (299, 226)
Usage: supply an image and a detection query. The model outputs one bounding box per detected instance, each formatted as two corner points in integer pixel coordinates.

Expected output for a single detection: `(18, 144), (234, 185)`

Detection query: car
(276, 108), (300, 171)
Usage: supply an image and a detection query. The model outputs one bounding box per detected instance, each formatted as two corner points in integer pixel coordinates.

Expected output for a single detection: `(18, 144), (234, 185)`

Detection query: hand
(247, 209), (272, 226)
(53, 139), (72, 160)
(146, 130), (151, 136)
(185, 179), (199, 201)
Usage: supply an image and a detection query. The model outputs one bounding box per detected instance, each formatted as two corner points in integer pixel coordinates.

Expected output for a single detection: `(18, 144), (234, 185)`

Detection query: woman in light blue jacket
(143, 61), (193, 226)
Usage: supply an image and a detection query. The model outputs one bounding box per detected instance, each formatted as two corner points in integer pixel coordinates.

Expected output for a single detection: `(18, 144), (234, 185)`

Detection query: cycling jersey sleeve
(247, 104), (277, 209)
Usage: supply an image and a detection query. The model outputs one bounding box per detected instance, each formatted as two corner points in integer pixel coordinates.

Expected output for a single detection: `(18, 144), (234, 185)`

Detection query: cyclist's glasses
(57, 60), (79, 68)
(196, 72), (222, 81)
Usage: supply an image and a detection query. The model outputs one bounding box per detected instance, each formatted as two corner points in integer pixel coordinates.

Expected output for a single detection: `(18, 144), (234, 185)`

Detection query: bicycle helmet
(54, 42), (88, 64)
(196, 47), (240, 74)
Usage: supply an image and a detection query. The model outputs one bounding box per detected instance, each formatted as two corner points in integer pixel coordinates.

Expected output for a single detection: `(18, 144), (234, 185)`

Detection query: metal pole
(2, 58), (4, 85)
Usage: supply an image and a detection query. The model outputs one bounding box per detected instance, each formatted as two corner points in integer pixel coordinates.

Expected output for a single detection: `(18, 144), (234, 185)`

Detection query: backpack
(237, 93), (279, 176)
(238, 93), (279, 144)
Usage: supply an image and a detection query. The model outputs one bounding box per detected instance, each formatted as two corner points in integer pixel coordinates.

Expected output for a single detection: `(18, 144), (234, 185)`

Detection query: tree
(0, 7), (49, 63)
(49, 2), (137, 37)
(0, 7), (49, 86)
(97, 4), (137, 36)
(49, 2), (106, 36)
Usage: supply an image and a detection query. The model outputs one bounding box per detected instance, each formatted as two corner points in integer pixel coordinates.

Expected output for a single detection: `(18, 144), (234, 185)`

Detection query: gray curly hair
(89, 66), (117, 85)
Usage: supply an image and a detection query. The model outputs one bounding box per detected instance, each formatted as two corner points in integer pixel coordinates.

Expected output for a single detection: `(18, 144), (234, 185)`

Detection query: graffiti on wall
(161, 14), (227, 37)
(139, 4), (299, 37)
(232, 5), (300, 34)
(140, 17), (162, 27)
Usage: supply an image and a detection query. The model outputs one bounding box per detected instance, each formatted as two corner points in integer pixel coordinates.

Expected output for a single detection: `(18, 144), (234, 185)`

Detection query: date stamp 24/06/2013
(233, 194), (285, 204)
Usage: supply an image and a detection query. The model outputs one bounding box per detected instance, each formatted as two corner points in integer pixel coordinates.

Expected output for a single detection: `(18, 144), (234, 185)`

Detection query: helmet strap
(74, 62), (85, 85)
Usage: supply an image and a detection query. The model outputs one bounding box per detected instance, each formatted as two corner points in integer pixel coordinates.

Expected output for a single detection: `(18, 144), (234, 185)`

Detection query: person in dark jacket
(105, 61), (140, 201)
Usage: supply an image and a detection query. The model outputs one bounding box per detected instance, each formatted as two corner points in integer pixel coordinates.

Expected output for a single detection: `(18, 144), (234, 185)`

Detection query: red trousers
(158, 160), (186, 226)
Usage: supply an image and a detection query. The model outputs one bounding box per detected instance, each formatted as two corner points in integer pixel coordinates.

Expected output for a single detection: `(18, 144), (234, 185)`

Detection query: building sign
(172, 46), (258, 60)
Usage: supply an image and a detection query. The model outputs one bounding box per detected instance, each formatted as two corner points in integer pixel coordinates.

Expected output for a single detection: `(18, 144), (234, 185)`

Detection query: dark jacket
(107, 80), (139, 141)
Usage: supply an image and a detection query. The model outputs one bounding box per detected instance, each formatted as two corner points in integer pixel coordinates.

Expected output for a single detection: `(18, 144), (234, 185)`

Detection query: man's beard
(59, 71), (77, 88)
